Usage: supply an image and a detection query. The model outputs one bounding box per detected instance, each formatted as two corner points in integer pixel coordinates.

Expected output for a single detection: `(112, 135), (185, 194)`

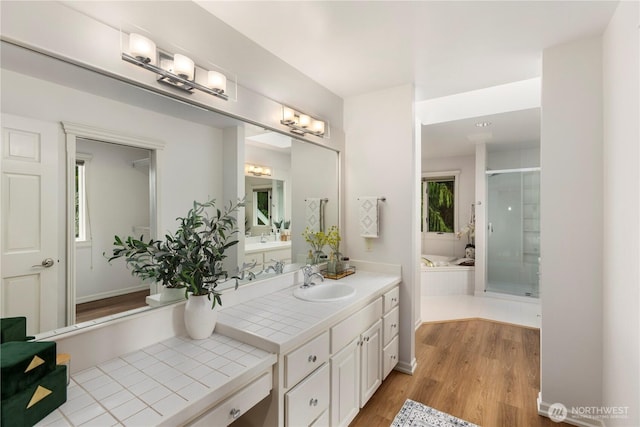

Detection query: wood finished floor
(75, 289), (149, 323)
(351, 319), (570, 427)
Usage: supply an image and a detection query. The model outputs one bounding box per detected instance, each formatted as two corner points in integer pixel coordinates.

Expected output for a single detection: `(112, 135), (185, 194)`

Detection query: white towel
(358, 196), (379, 238)
(305, 198), (321, 232)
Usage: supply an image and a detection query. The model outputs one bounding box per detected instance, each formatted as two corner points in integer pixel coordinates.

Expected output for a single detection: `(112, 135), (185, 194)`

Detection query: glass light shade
(264, 168), (272, 176)
(173, 54), (195, 80)
(311, 120), (326, 135)
(207, 70), (227, 93)
(299, 114), (311, 128)
(129, 33), (156, 65)
(282, 107), (295, 123)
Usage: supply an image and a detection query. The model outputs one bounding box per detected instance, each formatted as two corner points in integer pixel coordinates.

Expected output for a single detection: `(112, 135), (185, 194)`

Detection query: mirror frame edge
(62, 121), (165, 326)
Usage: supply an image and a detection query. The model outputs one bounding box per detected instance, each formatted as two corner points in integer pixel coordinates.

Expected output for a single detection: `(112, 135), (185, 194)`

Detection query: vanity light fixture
(280, 106), (328, 137)
(246, 163), (272, 177)
(121, 32), (231, 101)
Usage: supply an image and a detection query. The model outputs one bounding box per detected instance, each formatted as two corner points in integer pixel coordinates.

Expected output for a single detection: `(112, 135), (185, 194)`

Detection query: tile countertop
(35, 334), (276, 427)
(216, 270), (402, 354)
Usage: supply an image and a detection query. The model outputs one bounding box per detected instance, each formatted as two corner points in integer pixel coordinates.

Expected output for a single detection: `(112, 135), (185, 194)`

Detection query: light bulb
(311, 120), (325, 135)
(282, 107), (295, 123)
(173, 54), (194, 80)
(129, 33), (156, 65)
(299, 114), (311, 128)
(207, 71), (226, 93)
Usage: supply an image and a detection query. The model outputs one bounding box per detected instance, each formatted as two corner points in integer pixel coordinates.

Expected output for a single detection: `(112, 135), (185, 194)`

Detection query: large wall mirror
(0, 41), (340, 337)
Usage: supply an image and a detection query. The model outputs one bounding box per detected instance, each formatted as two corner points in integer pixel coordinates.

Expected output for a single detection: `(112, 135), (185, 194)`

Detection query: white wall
(602, 2), (640, 425)
(344, 84), (418, 373)
(76, 139), (150, 302)
(421, 154), (475, 258)
(540, 35), (603, 415)
(487, 146), (540, 170)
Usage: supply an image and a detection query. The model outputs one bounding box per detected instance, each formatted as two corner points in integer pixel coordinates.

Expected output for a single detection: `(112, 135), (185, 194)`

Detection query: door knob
(32, 258), (55, 268)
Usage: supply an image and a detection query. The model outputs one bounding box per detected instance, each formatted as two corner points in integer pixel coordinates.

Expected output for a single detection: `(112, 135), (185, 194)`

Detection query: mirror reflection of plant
(105, 199), (245, 308)
(326, 226), (341, 256)
(302, 227), (328, 253)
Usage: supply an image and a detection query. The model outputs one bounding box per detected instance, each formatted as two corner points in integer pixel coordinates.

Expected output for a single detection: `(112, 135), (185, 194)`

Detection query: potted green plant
(106, 199), (244, 339)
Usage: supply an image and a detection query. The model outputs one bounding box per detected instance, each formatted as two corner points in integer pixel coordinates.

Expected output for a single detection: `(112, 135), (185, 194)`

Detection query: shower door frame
(484, 167), (540, 299)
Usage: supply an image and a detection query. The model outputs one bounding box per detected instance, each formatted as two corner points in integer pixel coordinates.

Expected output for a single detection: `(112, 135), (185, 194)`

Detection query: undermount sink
(293, 283), (356, 302)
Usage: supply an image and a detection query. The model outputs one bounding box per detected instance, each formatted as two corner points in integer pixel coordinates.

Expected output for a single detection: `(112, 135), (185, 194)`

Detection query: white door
(1, 114), (60, 336)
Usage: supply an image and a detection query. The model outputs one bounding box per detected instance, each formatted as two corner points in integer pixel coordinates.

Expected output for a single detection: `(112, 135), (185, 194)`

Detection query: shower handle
(488, 223), (494, 234)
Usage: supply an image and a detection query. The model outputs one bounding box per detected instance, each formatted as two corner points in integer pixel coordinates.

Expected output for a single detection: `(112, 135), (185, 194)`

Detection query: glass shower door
(486, 170), (540, 297)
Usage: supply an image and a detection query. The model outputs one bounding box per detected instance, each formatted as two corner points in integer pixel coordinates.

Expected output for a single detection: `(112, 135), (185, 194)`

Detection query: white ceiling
(196, 1), (617, 160)
(195, 1), (617, 100)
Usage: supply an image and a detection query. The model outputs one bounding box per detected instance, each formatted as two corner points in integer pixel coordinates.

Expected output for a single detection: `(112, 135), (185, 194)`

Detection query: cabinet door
(360, 320), (382, 407)
(330, 338), (360, 427)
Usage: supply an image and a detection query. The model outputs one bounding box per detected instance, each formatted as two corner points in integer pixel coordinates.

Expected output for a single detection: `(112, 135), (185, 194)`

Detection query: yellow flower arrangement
(326, 226), (341, 257)
(302, 227), (328, 253)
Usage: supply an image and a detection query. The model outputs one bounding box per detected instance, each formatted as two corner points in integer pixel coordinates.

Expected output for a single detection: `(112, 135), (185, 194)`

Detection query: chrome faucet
(301, 264), (324, 288)
(265, 259), (285, 274)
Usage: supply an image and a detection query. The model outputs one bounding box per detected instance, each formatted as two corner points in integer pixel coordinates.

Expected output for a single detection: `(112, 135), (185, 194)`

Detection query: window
(75, 153), (92, 243)
(253, 188), (272, 226)
(422, 171), (459, 235)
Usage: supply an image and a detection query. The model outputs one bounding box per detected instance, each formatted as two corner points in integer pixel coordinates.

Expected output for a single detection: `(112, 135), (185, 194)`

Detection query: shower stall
(485, 168), (540, 298)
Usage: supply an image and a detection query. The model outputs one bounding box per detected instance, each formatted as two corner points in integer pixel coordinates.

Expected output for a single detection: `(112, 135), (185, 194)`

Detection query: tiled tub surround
(35, 334), (276, 427)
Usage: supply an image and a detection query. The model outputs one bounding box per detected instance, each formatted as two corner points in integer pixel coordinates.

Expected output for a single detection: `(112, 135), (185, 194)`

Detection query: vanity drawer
(383, 286), (399, 313)
(383, 336), (399, 380)
(286, 363), (329, 427)
(265, 248), (291, 262)
(187, 370), (272, 426)
(331, 298), (382, 353)
(383, 306), (399, 346)
(285, 331), (329, 388)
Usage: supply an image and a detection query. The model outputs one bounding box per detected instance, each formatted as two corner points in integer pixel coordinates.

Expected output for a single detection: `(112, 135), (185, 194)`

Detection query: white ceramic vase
(184, 294), (218, 340)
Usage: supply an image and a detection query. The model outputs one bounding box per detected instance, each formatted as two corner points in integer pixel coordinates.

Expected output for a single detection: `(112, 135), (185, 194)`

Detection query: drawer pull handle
(309, 398), (318, 406)
(391, 297), (398, 302)
(391, 355), (397, 360)
(391, 323), (397, 328)
(230, 408), (241, 419)
(365, 336), (370, 342)
(308, 355), (317, 362)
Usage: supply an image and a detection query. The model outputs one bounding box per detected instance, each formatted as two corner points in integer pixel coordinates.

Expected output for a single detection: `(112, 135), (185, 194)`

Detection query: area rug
(391, 399), (480, 427)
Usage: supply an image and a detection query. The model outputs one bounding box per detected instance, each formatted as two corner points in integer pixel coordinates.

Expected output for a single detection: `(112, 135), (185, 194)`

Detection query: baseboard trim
(76, 284), (149, 304)
(395, 358), (417, 375)
(537, 393), (606, 427)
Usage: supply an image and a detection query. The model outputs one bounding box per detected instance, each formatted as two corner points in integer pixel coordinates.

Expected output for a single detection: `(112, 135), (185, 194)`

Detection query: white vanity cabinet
(244, 245), (292, 272)
(329, 298), (384, 426)
(382, 288), (400, 379)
